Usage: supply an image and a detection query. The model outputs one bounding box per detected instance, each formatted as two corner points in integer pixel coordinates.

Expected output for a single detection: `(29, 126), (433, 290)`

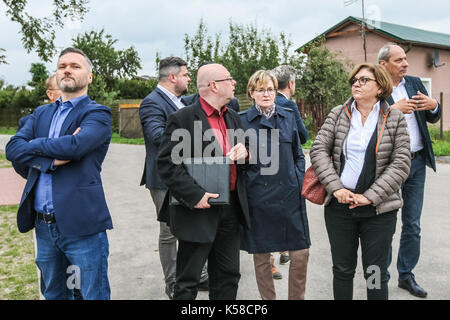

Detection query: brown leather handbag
(301, 165), (326, 205)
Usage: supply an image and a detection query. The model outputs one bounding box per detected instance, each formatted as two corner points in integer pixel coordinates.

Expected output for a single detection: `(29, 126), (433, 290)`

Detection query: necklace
(356, 106), (371, 119)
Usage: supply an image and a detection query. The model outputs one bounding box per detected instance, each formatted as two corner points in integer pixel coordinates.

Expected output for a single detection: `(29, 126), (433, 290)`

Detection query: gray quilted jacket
(310, 97), (411, 214)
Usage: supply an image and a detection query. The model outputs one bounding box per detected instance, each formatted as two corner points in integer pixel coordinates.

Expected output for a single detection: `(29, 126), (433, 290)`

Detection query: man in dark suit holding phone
(157, 63), (250, 300)
(379, 43), (441, 298)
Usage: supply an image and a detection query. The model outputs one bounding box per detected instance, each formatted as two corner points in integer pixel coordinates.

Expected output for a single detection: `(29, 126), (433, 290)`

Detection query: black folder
(170, 157), (231, 206)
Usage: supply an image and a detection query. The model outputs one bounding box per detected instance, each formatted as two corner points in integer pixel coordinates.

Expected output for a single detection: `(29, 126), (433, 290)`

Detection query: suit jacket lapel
(60, 96), (91, 135)
(404, 76), (427, 133)
(156, 87), (180, 112)
(404, 77), (417, 100)
(39, 103), (58, 137)
(386, 96), (395, 106)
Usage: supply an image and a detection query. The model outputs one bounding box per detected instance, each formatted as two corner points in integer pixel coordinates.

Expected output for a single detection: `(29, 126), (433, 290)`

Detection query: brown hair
(349, 63), (393, 100)
(247, 70), (278, 100)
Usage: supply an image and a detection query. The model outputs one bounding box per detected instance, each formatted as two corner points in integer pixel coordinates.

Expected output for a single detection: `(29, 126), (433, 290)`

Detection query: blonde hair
(247, 70), (278, 100)
(349, 63), (393, 100)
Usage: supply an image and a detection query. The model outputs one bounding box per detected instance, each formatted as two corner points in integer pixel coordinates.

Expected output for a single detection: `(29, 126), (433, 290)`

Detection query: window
(420, 78), (432, 96)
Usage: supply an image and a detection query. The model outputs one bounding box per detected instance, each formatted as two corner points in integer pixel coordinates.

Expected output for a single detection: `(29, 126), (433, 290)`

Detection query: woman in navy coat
(239, 70), (310, 300)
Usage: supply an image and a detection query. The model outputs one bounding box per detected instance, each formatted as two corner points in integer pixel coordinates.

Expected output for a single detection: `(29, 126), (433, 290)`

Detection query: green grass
(429, 126), (450, 157)
(303, 139), (313, 150)
(0, 205), (39, 300)
(0, 153), (12, 168)
(0, 127), (17, 135)
(110, 133), (145, 145)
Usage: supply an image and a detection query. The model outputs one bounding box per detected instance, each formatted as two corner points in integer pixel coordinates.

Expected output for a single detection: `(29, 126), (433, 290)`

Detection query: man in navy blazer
(6, 48), (112, 300)
(273, 65), (308, 144)
(139, 56), (208, 299)
(379, 44), (441, 298)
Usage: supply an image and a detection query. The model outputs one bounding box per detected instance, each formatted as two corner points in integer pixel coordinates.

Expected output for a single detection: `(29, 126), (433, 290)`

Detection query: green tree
(28, 62), (49, 105)
(183, 19), (221, 92)
(28, 63), (49, 87)
(184, 20), (291, 95)
(296, 39), (353, 131)
(117, 77), (157, 100)
(1, 0), (89, 63)
(71, 28), (142, 102)
(222, 21), (289, 94)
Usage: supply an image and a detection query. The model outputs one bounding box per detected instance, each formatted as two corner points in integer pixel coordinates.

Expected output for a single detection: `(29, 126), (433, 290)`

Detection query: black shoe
(198, 279), (209, 291)
(165, 284), (175, 300)
(279, 253), (290, 265)
(398, 278), (427, 298)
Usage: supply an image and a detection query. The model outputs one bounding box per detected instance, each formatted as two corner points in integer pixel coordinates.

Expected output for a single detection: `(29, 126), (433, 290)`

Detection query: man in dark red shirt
(157, 63), (250, 300)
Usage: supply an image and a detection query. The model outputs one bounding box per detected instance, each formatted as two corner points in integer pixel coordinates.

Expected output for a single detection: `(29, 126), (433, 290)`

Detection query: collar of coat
(244, 104), (291, 122)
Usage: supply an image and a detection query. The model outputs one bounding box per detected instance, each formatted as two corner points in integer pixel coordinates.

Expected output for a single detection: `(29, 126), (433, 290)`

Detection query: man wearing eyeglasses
(157, 63), (250, 300)
(378, 43), (441, 298)
(45, 74), (62, 103)
(182, 62), (241, 112)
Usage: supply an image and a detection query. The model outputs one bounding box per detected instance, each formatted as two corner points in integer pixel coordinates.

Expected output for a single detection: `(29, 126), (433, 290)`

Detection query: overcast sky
(1, 0), (449, 86)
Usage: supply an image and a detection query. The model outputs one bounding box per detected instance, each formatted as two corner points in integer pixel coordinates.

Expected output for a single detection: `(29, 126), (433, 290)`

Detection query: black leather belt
(37, 212), (56, 224)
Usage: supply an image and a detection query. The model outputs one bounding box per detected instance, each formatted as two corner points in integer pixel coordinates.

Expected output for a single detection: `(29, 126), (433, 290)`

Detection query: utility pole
(344, 0), (368, 62)
(361, 0), (367, 62)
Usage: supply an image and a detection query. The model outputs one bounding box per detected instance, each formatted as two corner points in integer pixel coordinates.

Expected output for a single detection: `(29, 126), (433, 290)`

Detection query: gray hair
(59, 47), (93, 72)
(272, 65), (296, 90)
(378, 43), (398, 63)
(158, 56), (187, 82)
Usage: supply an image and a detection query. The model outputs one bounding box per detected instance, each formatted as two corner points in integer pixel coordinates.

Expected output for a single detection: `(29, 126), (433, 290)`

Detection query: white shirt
(340, 101), (380, 190)
(391, 78), (423, 153)
(278, 91), (289, 100)
(157, 84), (186, 110)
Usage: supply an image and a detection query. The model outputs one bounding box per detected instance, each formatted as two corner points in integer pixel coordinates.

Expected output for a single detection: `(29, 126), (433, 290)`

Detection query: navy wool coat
(239, 105), (310, 253)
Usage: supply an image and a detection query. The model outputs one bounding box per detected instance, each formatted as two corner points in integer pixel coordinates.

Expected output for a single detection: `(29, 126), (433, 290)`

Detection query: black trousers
(174, 193), (241, 300)
(325, 200), (397, 300)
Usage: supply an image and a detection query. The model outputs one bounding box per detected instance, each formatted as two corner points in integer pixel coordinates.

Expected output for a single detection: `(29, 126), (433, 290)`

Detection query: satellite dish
(434, 50), (440, 67)
(433, 49), (446, 68)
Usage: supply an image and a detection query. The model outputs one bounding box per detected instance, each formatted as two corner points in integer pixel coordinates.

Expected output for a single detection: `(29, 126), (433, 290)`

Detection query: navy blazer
(182, 93), (240, 112)
(5, 96), (113, 236)
(387, 75), (441, 171)
(139, 87), (184, 189)
(275, 94), (308, 144)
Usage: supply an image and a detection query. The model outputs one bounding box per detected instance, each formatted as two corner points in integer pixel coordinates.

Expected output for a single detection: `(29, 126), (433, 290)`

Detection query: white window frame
(420, 77), (432, 96)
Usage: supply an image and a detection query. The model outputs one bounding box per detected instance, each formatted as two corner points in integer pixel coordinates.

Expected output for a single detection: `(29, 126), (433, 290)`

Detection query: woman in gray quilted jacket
(310, 63), (411, 300)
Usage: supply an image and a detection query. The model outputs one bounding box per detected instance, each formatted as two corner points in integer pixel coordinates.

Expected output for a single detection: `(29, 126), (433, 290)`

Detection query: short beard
(60, 84), (85, 93)
(58, 77), (88, 94)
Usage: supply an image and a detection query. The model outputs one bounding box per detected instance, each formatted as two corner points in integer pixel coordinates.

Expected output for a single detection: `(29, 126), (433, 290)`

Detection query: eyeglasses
(208, 77), (234, 86)
(253, 88), (276, 95)
(349, 77), (376, 86)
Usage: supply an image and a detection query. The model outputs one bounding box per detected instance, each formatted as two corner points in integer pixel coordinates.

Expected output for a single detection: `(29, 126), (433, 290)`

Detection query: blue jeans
(35, 219), (110, 300)
(392, 152), (426, 281)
